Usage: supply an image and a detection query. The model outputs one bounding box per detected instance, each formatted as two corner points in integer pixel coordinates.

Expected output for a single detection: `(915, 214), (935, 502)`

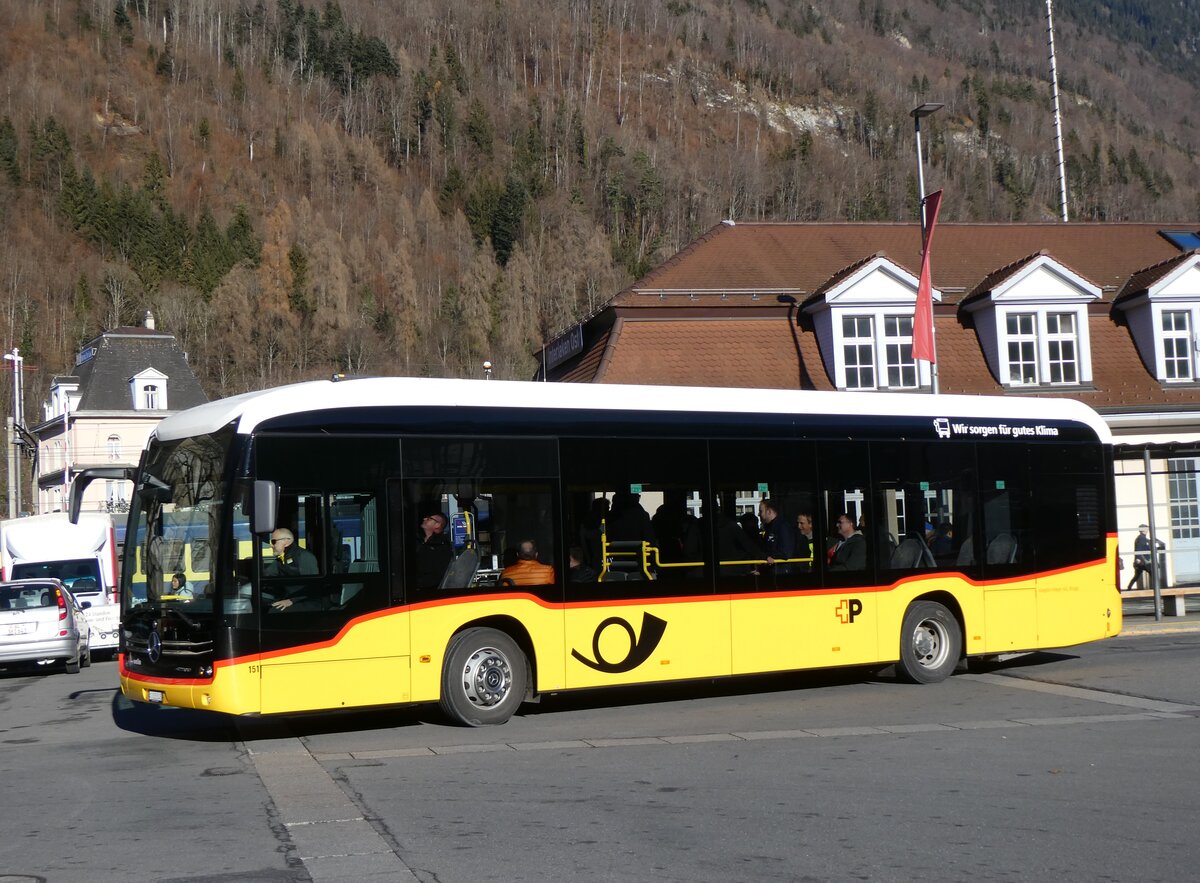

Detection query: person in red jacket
(501, 539), (555, 586)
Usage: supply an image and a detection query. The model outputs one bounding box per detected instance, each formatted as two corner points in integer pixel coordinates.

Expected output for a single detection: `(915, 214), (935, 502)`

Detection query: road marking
(307, 711), (1196, 763)
(242, 735), (419, 882)
(960, 672), (1200, 713)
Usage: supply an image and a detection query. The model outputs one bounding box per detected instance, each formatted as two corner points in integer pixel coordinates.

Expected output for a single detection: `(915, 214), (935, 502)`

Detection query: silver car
(0, 579), (92, 674)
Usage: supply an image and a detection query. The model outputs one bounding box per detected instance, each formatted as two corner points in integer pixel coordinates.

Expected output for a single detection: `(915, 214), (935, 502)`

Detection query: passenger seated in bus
(828, 514), (866, 571)
(169, 572), (193, 598)
(415, 513), (453, 589)
(264, 528), (319, 577)
(501, 539), (555, 585)
(568, 546), (598, 583)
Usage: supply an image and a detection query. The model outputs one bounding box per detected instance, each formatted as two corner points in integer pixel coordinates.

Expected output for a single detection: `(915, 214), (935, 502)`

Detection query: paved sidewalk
(1120, 592), (1200, 636)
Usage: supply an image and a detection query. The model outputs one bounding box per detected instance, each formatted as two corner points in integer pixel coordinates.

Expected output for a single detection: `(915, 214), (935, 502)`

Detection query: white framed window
(130, 368), (169, 411)
(999, 309), (1089, 388)
(107, 435), (122, 461)
(835, 313), (921, 391)
(883, 315), (917, 388)
(1168, 458), (1200, 540)
(1006, 312), (1039, 384)
(1162, 310), (1194, 382)
(1046, 312), (1079, 384)
(842, 315), (876, 390)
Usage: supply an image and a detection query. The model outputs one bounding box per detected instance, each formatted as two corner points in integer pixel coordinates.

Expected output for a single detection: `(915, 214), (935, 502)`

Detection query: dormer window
(961, 253), (1099, 389)
(130, 368), (169, 411)
(1162, 311), (1195, 381)
(803, 254), (933, 391)
(1112, 252), (1200, 385)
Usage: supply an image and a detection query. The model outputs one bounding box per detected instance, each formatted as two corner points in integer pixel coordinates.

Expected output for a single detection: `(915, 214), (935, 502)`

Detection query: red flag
(913, 189), (943, 364)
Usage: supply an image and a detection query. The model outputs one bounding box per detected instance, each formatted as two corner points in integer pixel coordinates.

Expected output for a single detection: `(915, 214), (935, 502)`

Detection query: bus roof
(153, 377), (1113, 444)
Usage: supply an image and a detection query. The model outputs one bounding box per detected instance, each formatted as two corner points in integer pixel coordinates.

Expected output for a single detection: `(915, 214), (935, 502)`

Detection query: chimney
(144, 310), (155, 330)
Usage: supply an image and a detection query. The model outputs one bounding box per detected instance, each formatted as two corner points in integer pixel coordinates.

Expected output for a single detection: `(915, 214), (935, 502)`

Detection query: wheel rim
(461, 645), (513, 708)
(911, 617), (950, 670)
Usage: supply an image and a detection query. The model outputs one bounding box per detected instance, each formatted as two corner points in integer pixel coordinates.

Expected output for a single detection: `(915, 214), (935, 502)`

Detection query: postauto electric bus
(71, 377), (1120, 726)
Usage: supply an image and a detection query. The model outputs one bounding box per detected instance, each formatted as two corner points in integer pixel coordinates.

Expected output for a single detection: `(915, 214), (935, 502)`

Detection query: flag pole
(911, 103), (943, 393)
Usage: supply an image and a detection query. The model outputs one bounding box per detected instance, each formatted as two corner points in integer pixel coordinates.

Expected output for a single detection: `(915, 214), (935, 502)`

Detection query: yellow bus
(72, 378), (1120, 726)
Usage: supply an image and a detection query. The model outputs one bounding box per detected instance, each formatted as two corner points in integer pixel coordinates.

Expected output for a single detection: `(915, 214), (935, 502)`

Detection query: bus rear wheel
(440, 628), (528, 727)
(897, 601), (961, 684)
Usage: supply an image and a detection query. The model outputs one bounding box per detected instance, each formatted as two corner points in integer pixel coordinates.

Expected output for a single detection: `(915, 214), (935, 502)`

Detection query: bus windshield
(123, 429), (233, 610)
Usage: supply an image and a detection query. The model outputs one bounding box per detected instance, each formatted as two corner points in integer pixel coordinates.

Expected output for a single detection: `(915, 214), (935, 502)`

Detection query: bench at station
(1121, 587), (1197, 616)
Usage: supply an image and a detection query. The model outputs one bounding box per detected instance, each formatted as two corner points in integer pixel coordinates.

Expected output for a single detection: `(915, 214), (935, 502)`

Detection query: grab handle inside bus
(68, 466), (137, 523)
(253, 480), (278, 535)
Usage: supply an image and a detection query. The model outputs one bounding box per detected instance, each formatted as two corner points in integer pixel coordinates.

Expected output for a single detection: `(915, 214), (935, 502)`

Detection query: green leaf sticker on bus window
(995, 480), (1006, 490)
(629, 483), (642, 494)
(919, 481), (930, 491)
(757, 482), (769, 493)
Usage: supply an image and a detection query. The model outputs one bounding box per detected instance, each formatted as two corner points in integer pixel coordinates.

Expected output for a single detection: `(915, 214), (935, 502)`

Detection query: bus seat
(889, 538), (933, 569)
(439, 548), (480, 590)
(986, 533), (1018, 564)
(955, 538), (975, 566)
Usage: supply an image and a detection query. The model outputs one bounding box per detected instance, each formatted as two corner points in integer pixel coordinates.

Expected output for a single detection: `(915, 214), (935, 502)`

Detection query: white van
(0, 512), (121, 656)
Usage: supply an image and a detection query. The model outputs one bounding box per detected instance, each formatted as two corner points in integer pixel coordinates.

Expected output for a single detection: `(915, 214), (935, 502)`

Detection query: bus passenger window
(819, 441), (873, 584)
(561, 438), (710, 596)
(977, 446), (1035, 577)
(709, 440), (819, 591)
(872, 441), (977, 575)
(400, 437), (559, 597)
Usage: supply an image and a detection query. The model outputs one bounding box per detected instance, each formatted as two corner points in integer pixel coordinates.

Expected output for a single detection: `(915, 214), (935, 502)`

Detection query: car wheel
(81, 644), (92, 668)
(439, 628), (528, 727)
(896, 600), (961, 684)
(64, 653), (81, 674)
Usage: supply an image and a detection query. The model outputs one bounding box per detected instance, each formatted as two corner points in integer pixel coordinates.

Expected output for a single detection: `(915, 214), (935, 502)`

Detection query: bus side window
(708, 439), (819, 591)
(819, 441), (873, 585)
(561, 438), (711, 596)
(977, 445), (1036, 578)
(872, 441), (978, 575)
(400, 437), (559, 598)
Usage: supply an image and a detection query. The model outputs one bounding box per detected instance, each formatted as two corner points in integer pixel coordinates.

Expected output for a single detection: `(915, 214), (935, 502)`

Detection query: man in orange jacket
(501, 539), (555, 585)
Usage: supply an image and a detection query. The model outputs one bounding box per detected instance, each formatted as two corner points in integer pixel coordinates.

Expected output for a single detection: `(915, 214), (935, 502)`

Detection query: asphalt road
(2, 623), (1198, 883)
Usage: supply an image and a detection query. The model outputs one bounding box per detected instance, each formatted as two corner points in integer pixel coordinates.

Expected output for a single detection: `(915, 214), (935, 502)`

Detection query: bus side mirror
(253, 480), (278, 535)
(70, 467), (137, 523)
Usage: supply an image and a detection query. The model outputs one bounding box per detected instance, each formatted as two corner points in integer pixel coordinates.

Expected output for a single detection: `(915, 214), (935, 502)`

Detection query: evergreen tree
(226, 205), (261, 265)
(288, 243), (311, 314)
(0, 116), (20, 185)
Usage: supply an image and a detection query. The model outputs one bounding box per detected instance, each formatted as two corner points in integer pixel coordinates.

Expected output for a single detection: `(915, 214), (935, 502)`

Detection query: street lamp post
(4, 348), (23, 517)
(911, 102), (943, 394)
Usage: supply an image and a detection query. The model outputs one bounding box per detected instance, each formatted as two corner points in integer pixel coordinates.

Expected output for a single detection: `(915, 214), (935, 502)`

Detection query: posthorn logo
(572, 612), (668, 673)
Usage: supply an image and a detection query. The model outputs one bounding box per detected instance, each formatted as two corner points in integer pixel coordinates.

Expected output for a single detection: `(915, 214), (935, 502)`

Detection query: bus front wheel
(897, 601), (961, 684)
(440, 628), (528, 726)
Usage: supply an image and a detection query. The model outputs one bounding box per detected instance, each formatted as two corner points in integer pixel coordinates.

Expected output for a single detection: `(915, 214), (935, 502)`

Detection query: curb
(1119, 621), (1200, 637)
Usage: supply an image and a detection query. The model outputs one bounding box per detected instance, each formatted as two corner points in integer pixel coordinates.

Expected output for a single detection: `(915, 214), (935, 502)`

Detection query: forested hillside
(0, 0), (1197, 406)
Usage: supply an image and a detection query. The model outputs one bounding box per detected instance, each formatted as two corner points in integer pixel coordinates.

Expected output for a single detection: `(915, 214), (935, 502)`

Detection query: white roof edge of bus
(153, 377), (1113, 444)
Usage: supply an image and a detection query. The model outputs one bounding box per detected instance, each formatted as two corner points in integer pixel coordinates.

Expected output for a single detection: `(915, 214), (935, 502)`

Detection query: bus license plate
(1, 622), (33, 636)
(147, 690), (165, 704)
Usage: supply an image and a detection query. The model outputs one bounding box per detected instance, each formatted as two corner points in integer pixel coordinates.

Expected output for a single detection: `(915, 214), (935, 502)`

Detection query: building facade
(31, 313), (208, 516)
(539, 222), (1200, 586)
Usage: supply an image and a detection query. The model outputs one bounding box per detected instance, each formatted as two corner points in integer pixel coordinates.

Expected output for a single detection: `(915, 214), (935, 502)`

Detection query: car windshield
(123, 429), (233, 612)
(10, 560), (101, 594)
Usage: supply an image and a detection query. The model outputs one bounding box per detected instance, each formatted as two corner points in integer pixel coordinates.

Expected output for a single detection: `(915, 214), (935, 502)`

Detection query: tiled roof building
(31, 312), (208, 515)
(540, 221), (1200, 590)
